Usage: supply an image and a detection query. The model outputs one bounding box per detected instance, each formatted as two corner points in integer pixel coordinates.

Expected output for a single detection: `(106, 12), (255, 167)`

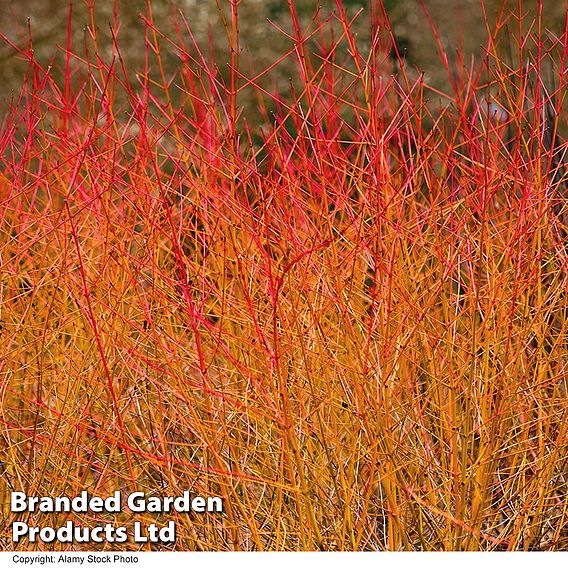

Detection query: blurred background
(1, 1), (566, 114)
